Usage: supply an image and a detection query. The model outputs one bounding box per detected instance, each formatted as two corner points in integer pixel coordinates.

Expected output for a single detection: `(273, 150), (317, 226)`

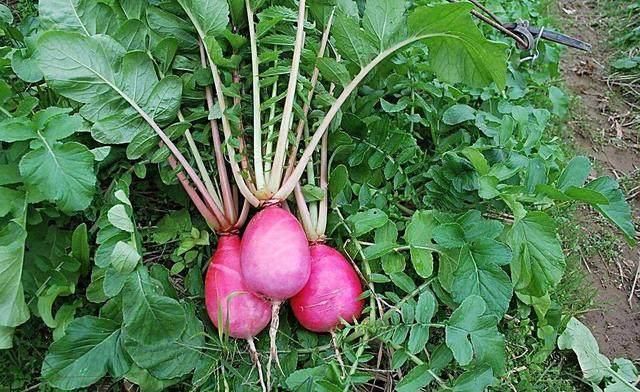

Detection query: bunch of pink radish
(200, 2), (365, 383)
(156, 0), (450, 389)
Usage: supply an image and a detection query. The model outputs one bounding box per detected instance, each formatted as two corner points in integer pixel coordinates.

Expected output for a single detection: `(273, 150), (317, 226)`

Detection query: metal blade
(504, 23), (592, 52)
(530, 26), (592, 52)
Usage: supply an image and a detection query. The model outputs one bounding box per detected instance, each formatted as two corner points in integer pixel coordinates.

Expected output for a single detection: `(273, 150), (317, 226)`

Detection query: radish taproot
(203, 235), (269, 391)
(205, 235), (271, 339)
(240, 204), (310, 386)
(240, 205), (310, 301)
(290, 244), (363, 333)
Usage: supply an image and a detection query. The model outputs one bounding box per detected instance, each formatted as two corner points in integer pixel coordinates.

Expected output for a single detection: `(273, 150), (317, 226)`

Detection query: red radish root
(240, 206), (311, 388)
(240, 206), (311, 300)
(205, 235), (271, 339)
(291, 244), (364, 333)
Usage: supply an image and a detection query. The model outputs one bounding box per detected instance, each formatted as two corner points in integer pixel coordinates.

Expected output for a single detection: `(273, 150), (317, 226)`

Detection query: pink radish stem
(167, 156), (219, 230)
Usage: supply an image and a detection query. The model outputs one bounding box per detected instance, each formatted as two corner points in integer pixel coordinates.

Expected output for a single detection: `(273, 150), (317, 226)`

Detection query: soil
(556, 0), (640, 360)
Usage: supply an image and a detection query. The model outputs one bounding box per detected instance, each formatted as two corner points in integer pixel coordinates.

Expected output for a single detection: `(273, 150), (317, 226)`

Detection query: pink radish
(240, 206), (311, 300)
(205, 235), (271, 339)
(290, 244), (363, 333)
(240, 205), (311, 387)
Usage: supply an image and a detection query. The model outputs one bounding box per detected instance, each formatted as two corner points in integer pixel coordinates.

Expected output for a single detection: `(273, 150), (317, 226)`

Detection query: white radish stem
(283, 8), (335, 182)
(179, 6), (257, 205)
(267, 0), (307, 193)
(177, 111), (225, 214)
(294, 183), (315, 239)
(210, 111), (238, 223)
(124, 86), (227, 226)
(233, 70), (255, 192)
(196, 40), (260, 206)
(151, 56), (227, 226)
(303, 124), (319, 229)
(316, 130), (329, 236)
(246, 0), (265, 191)
(237, 199), (250, 228)
(264, 75), (280, 181)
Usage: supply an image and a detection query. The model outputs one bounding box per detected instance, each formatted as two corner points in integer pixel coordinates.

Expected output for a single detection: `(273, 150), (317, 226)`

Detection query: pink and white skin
(290, 244), (363, 333)
(240, 206), (311, 301)
(205, 235), (271, 340)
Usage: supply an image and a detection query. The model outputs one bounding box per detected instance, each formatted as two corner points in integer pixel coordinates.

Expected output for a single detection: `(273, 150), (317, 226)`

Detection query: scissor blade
(528, 26), (592, 52)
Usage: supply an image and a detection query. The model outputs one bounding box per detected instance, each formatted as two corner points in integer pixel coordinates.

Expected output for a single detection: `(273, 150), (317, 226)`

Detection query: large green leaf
(404, 210), (436, 278)
(177, 0), (229, 38)
(445, 295), (505, 374)
(407, 291), (437, 354)
(125, 365), (180, 392)
(122, 267), (186, 345)
(396, 345), (452, 392)
(333, 11), (377, 67)
(125, 304), (204, 379)
(146, 6), (198, 50)
(144, 76), (183, 123)
(586, 177), (637, 244)
(434, 211), (512, 316)
(110, 241), (141, 274)
(362, 0), (406, 50)
(41, 316), (130, 390)
(39, 0), (117, 35)
(457, 211), (504, 242)
(557, 156), (591, 191)
(19, 141), (96, 212)
(346, 208), (388, 236)
(113, 19), (149, 51)
(558, 317), (639, 390)
(316, 58), (352, 86)
(452, 366), (495, 392)
(0, 222), (29, 349)
(92, 109), (150, 144)
(450, 240), (512, 317)
(35, 33), (181, 144)
(0, 187), (23, 218)
(443, 104), (476, 126)
(0, 117), (37, 142)
(558, 317), (612, 384)
(35, 32), (118, 103)
(0, 326), (15, 349)
(107, 204), (135, 233)
(507, 212), (565, 297)
(408, 3), (508, 90)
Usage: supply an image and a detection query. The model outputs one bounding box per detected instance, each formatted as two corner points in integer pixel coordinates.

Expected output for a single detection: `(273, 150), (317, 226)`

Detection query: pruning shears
(448, 0), (592, 55)
(503, 21), (592, 52)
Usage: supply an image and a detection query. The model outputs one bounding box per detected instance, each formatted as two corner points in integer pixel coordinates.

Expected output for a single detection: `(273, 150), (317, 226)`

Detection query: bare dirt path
(556, 0), (640, 360)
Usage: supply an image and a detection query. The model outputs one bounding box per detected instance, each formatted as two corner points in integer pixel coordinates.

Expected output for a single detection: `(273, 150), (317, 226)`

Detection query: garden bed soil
(557, 0), (640, 360)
